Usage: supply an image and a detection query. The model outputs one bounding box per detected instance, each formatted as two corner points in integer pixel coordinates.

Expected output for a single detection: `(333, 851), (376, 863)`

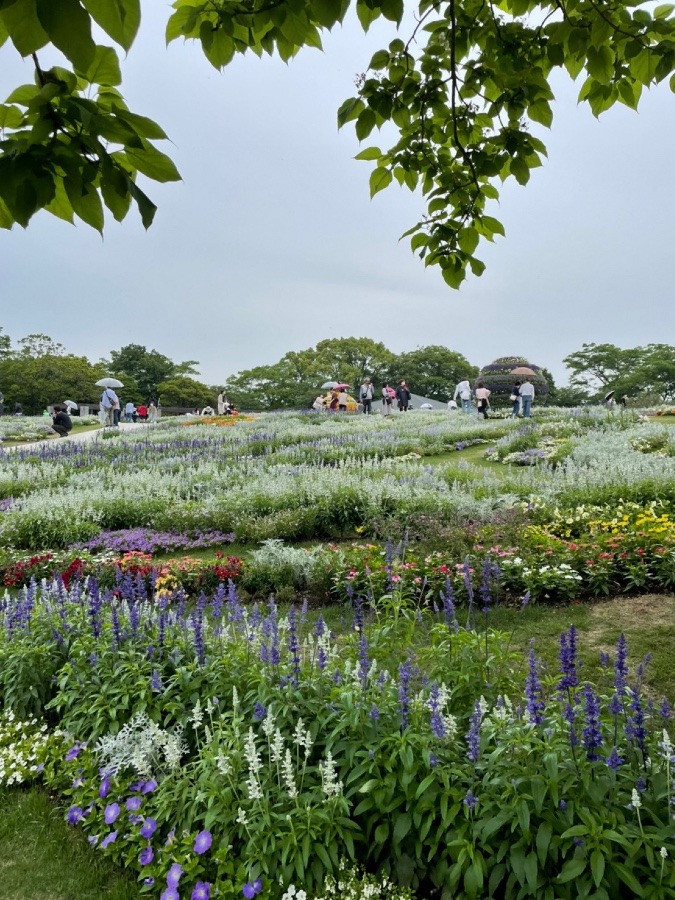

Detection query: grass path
(0, 788), (134, 899)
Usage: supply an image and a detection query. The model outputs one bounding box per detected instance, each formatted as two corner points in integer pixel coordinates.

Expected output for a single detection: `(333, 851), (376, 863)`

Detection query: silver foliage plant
(95, 712), (187, 778)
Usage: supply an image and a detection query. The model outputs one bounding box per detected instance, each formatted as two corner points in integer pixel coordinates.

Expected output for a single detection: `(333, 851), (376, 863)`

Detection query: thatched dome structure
(475, 356), (548, 404)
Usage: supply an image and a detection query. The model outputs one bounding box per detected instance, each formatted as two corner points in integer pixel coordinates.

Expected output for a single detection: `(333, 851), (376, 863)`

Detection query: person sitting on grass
(51, 405), (73, 438)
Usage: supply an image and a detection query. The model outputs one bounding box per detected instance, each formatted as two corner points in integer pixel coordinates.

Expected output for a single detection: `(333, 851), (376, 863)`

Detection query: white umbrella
(321, 381), (338, 390)
(420, 403), (433, 409)
(95, 377), (124, 388)
(63, 400), (78, 410)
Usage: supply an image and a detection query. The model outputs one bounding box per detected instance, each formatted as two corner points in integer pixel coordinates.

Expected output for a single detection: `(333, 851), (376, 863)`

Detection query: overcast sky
(1, 4), (673, 388)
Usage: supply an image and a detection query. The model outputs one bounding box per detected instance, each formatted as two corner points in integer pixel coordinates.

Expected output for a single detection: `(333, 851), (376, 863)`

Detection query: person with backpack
(396, 381), (411, 412)
(360, 379), (374, 414)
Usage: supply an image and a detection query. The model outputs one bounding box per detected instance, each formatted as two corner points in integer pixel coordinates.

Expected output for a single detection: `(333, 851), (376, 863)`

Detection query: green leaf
(63, 175), (103, 232)
(123, 144), (181, 183)
(83, 45), (121, 86)
(528, 100), (553, 128)
(374, 822), (389, 843)
(586, 46), (614, 85)
(393, 812), (412, 844)
(590, 849), (605, 887)
(201, 27), (235, 70)
(0, 104), (23, 128)
(536, 822), (552, 865)
(524, 851), (538, 891)
(354, 146), (382, 161)
(0, 0), (48, 56)
(358, 779), (380, 793)
(311, 0), (345, 28)
(44, 177), (74, 223)
(369, 49), (390, 70)
(612, 862), (644, 896)
(36, 0), (96, 72)
(337, 97), (364, 128)
(113, 108), (168, 140)
(356, 0), (380, 31)
(558, 858), (586, 883)
(510, 156), (530, 185)
(380, 0), (404, 24)
(654, 3), (675, 16)
(631, 50), (658, 85)
(670, 72), (675, 92)
(355, 107), (376, 141)
(82, 0), (140, 51)
(369, 167), (392, 198)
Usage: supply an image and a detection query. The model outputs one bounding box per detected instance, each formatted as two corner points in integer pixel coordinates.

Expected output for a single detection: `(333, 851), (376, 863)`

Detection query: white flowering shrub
(95, 712), (187, 777)
(0, 710), (50, 786)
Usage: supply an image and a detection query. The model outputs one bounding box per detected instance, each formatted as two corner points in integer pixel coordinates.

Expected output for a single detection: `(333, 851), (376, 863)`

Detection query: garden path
(3, 422), (152, 453)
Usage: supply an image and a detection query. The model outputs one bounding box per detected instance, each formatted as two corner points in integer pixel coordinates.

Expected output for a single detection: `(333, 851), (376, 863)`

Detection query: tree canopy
(563, 342), (675, 402)
(224, 337), (477, 408)
(2, 0), (674, 286)
(106, 343), (199, 399)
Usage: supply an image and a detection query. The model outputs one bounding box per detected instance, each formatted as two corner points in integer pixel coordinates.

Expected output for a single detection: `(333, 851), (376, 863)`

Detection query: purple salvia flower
(398, 658), (413, 730)
(370, 703), (380, 721)
(252, 702), (266, 721)
(521, 590), (531, 608)
(287, 604), (301, 688)
(463, 789), (478, 811)
(151, 669), (163, 692)
(614, 633), (628, 697)
(466, 701), (483, 763)
(313, 614), (325, 638)
(524, 647), (545, 726)
(626, 691), (647, 752)
(599, 652), (610, 668)
(606, 746), (623, 771)
(461, 557), (474, 621)
(659, 699), (672, 720)
(581, 683), (603, 761)
(479, 557), (500, 613)
(558, 625), (578, 693)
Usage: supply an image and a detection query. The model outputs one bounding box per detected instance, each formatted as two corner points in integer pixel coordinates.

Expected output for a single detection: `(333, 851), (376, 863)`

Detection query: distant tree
(0, 328), (11, 359)
(16, 333), (66, 357)
(563, 342), (675, 401)
(224, 338), (397, 410)
(107, 344), (199, 399)
(0, 353), (105, 414)
(553, 385), (593, 407)
(155, 376), (214, 408)
(389, 345), (478, 401)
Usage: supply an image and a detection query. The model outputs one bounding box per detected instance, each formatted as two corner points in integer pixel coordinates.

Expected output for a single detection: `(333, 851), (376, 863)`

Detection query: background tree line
(1, 327), (673, 414)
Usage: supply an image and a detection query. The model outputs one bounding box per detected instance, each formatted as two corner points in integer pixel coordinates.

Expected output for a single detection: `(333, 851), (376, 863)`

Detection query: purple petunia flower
(192, 883), (211, 900)
(104, 803), (121, 825)
(143, 878), (155, 887)
(242, 880), (263, 899)
(193, 830), (212, 855)
(126, 796), (142, 811)
(141, 779), (158, 794)
(167, 864), (183, 888)
(100, 831), (118, 849)
(161, 890), (179, 900)
(65, 743), (82, 761)
(139, 846), (154, 866)
(99, 776), (111, 798)
(140, 817), (157, 839)
(66, 806), (84, 825)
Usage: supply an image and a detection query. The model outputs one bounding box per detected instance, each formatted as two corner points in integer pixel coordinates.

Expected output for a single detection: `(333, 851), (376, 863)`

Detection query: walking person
(519, 378), (535, 418)
(124, 400), (136, 423)
(475, 382), (491, 419)
(100, 386), (118, 427)
(396, 380), (411, 412)
(360, 379), (374, 414)
(337, 388), (348, 412)
(217, 390), (227, 416)
(510, 382), (521, 418)
(453, 378), (472, 413)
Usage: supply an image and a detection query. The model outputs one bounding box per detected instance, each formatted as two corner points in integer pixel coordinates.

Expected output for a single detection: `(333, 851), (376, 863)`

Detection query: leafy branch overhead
(2, 0), (675, 285)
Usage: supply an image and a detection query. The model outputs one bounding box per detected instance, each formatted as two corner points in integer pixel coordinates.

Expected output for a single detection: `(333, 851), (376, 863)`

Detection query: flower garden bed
(0, 408), (674, 898)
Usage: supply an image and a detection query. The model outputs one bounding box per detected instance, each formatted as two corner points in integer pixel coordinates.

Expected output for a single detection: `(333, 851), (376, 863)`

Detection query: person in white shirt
(453, 379), (472, 413)
(474, 383), (491, 419)
(519, 379), (535, 417)
(100, 388), (118, 428)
